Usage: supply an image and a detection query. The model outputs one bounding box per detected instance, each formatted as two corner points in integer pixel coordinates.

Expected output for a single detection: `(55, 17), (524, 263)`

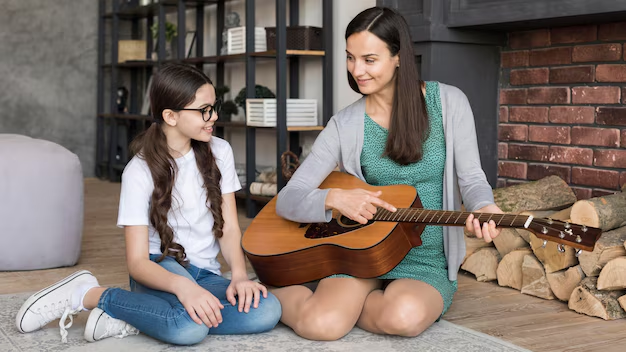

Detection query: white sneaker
(84, 308), (139, 342)
(15, 270), (99, 342)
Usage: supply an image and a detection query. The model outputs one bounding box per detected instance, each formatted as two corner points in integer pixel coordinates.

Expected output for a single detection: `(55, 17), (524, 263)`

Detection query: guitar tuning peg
(547, 218), (553, 225)
(576, 235), (582, 243)
(575, 249), (583, 257)
(581, 225), (588, 232)
(557, 244), (566, 253)
(564, 221), (571, 229)
(542, 240), (548, 248)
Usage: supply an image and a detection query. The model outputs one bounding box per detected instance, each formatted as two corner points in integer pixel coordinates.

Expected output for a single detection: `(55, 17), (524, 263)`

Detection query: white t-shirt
(117, 137), (241, 274)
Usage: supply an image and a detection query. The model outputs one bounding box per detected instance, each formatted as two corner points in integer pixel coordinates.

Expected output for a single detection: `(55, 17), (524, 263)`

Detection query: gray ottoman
(0, 134), (83, 270)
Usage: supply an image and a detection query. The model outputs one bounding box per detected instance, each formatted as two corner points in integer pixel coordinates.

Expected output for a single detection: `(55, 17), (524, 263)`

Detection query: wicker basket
(265, 26), (323, 51)
(118, 40), (147, 63)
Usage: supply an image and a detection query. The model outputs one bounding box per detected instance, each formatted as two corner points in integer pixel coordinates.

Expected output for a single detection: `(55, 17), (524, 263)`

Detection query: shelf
(183, 50), (324, 65)
(104, 0), (219, 20)
(215, 121), (246, 128)
(253, 125), (325, 132)
(102, 60), (155, 68)
(184, 54), (246, 64)
(235, 190), (272, 203)
(287, 126), (324, 131)
(251, 50), (325, 57)
(99, 113), (150, 121)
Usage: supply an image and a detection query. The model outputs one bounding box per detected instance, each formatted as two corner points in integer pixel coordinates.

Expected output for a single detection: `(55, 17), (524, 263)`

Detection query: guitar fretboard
(374, 208), (530, 228)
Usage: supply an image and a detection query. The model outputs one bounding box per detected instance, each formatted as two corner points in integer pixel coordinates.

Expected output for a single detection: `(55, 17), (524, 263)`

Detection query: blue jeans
(97, 254), (282, 345)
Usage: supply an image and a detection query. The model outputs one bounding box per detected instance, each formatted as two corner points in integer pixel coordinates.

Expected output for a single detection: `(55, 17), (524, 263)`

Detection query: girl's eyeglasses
(172, 99), (222, 122)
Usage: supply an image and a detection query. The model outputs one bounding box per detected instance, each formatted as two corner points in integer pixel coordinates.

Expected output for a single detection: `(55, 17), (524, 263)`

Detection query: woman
(16, 63), (281, 345)
(273, 7), (502, 341)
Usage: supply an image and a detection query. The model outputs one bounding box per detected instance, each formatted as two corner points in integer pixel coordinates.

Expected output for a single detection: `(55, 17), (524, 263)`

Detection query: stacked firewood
(461, 176), (626, 320)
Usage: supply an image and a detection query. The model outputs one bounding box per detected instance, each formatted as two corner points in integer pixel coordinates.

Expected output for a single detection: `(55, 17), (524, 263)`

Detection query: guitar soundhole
(304, 216), (371, 239)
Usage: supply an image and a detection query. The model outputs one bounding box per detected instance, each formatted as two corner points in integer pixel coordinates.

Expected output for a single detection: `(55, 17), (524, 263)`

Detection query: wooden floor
(2, 179), (626, 351)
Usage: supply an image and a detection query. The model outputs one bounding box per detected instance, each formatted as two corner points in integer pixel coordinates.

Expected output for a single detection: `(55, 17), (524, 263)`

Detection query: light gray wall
(0, 0), (98, 177)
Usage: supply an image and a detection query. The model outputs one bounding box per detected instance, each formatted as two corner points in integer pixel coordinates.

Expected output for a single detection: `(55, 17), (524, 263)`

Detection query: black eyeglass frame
(171, 99), (222, 122)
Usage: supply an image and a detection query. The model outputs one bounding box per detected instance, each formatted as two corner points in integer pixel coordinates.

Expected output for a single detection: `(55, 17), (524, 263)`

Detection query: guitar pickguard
(303, 216), (373, 239)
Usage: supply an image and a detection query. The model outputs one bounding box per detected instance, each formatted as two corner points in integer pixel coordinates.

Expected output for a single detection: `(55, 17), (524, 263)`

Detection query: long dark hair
(346, 7), (429, 165)
(130, 63), (223, 266)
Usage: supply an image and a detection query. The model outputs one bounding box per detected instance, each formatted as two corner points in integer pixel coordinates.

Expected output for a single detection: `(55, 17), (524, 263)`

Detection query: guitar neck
(374, 208), (531, 229)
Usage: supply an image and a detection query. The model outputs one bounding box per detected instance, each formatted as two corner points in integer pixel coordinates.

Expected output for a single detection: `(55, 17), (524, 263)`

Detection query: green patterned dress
(331, 81), (457, 315)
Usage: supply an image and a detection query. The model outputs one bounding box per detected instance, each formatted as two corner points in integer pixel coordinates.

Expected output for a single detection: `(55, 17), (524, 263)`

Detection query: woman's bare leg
(271, 278), (381, 341)
(356, 279), (443, 337)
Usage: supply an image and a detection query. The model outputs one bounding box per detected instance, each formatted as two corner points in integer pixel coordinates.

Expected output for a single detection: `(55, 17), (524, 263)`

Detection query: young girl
(273, 7), (502, 341)
(16, 63), (281, 345)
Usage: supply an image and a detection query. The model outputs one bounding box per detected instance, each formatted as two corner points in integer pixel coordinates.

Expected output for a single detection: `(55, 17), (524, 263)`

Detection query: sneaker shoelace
(34, 300), (71, 327)
(100, 316), (139, 340)
(59, 306), (81, 343)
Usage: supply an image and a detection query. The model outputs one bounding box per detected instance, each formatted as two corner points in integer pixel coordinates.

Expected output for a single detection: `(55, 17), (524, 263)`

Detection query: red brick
(529, 47), (572, 66)
(571, 187), (592, 200)
(573, 44), (622, 62)
(499, 106), (509, 122)
(509, 107), (547, 123)
(498, 143), (508, 159)
(622, 130), (626, 147)
(623, 87), (626, 103)
(592, 189), (619, 197)
(572, 86), (620, 104)
(510, 68), (549, 85)
(499, 124), (528, 142)
(594, 149), (626, 168)
(572, 167), (620, 189)
(549, 146), (594, 165)
(527, 163), (571, 182)
(501, 51), (529, 68)
(598, 22), (626, 41)
(549, 106), (595, 124)
(509, 30), (550, 49)
(527, 87), (570, 104)
(596, 107), (626, 126)
(498, 161), (528, 179)
(596, 65), (626, 82)
(529, 126), (570, 144)
(551, 25), (597, 44)
(499, 89), (528, 105)
(496, 178), (507, 188)
(508, 144), (550, 162)
(549, 66), (594, 83)
(620, 172), (626, 188)
(571, 126), (620, 147)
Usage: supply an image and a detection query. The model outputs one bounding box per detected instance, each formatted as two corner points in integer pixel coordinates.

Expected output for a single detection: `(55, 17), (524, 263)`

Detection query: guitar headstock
(526, 217), (602, 253)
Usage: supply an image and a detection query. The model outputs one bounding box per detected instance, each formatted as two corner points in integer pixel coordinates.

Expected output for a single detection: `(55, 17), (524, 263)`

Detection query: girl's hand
(226, 278), (268, 313)
(465, 204), (504, 243)
(326, 188), (397, 225)
(176, 279), (224, 327)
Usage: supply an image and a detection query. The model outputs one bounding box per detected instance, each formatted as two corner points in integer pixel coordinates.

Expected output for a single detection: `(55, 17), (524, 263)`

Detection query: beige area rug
(0, 292), (530, 352)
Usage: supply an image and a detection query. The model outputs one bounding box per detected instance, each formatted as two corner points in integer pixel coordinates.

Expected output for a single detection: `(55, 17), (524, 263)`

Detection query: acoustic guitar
(242, 172), (602, 287)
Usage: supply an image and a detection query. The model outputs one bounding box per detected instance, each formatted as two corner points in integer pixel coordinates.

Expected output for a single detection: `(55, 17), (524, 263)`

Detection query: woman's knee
(377, 296), (438, 337)
(294, 306), (354, 341)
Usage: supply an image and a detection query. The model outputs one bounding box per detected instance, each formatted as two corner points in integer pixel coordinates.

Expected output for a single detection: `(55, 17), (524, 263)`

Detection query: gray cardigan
(276, 82), (495, 281)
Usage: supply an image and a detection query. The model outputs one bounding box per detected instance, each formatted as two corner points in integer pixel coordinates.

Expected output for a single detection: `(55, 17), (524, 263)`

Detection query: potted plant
(151, 21), (177, 59)
(234, 85), (276, 112)
(215, 86), (239, 122)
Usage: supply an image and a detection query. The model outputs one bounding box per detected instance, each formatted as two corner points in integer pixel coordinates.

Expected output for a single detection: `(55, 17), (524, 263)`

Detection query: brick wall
(498, 22), (626, 200)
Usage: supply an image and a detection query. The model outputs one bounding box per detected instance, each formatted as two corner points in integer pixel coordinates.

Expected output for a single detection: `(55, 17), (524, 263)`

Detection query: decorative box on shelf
(265, 26), (323, 51)
(224, 27), (266, 55)
(118, 40), (147, 63)
(246, 99), (318, 127)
